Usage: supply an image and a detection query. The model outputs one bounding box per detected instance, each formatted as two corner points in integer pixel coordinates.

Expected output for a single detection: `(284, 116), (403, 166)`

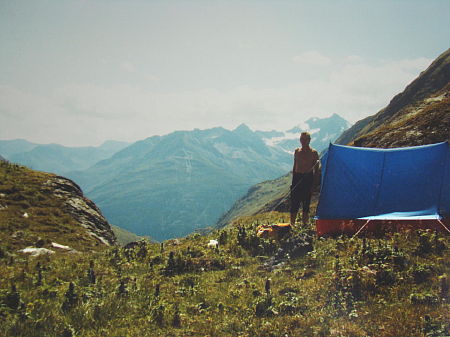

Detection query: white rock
(51, 242), (72, 250)
(207, 239), (219, 248)
(19, 247), (55, 257)
(89, 232), (111, 246)
(361, 266), (377, 275)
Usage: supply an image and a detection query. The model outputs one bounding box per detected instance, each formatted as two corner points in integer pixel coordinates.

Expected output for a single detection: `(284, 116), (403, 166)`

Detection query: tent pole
(352, 220), (371, 238)
(437, 219), (450, 234)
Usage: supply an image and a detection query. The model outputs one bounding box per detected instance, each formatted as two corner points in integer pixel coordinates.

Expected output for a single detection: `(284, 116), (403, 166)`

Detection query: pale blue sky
(1, 0), (449, 146)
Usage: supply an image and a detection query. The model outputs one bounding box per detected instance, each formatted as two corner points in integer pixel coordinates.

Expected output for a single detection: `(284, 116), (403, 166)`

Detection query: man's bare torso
(293, 147), (319, 174)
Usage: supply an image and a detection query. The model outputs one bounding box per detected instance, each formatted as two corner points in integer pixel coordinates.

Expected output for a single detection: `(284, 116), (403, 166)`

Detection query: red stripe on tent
(315, 218), (450, 237)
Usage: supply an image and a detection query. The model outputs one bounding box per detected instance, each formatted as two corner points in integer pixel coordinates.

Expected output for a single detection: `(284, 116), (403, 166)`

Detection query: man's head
(300, 132), (311, 147)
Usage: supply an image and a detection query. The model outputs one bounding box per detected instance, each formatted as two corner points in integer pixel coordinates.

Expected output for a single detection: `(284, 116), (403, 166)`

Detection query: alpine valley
(1, 114), (348, 240)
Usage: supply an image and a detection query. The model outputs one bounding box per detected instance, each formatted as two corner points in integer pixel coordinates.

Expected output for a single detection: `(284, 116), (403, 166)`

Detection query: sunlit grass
(1, 208), (449, 336)
(1, 161), (449, 336)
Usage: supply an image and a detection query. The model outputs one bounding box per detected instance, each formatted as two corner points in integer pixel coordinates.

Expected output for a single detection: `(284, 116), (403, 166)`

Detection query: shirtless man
(290, 132), (320, 226)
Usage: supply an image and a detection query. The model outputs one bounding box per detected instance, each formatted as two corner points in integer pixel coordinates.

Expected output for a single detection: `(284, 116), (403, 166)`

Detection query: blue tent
(316, 141), (450, 235)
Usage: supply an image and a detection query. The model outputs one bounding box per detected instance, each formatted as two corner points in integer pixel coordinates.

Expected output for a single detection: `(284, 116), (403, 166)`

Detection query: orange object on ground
(257, 223), (291, 240)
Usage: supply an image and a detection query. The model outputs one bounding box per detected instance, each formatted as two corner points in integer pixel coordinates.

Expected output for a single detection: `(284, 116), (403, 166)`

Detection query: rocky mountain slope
(336, 48), (450, 147)
(351, 83), (449, 148)
(217, 48), (450, 228)
(0, 160), (116, 254)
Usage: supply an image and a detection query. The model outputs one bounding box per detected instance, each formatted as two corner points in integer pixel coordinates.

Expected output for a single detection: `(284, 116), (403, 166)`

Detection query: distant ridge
(0, 139), (36, 158)
(259, 114), (351, 154)
(1, 140), (130, 174)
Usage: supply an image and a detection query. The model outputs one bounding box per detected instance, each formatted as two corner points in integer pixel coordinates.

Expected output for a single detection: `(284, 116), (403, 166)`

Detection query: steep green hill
(111, 224), (152, 245)
(215, 173), (291, 228)
(1, 211), (448, 336)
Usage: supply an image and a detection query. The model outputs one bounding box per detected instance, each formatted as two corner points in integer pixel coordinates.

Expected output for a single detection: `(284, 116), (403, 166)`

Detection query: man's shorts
(290, 171), (314, 213)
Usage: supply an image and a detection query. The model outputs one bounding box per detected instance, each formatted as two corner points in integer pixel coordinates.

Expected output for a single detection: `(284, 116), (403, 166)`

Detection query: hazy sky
(1, 0), (449, 147)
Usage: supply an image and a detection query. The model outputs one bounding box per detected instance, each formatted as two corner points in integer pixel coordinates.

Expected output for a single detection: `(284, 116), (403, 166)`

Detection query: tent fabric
(316, 141), (450, 220)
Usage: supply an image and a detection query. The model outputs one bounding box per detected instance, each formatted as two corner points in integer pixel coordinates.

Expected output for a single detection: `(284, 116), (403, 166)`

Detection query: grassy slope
(111, 224), (152, 246)
(215, 173), (322, 228)
(215, 173), (291, 228)
(1, 211), (449, 336)
(0, 161), (112, 253)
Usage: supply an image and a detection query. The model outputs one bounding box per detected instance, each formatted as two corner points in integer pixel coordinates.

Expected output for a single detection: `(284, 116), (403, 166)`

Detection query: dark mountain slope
(336, 48), (450, 146)
(353, 83), (449, 148)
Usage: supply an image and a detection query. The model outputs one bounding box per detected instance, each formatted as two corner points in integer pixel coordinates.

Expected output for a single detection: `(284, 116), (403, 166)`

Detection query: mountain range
(259, 113), (350, 154)
(2, 114), (349, 241)
(0, 139), (129, 174)
(66, 114), (348, 241)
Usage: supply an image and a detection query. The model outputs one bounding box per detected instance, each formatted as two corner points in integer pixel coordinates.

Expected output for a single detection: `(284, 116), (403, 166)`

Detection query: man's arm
(312, 151), (321, 190)
(293, 148), (298, 173)
(313, 150), (321, 174)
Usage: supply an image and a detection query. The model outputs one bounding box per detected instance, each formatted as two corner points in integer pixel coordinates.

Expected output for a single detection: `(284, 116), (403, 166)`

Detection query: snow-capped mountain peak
(258, 114), (351, 153)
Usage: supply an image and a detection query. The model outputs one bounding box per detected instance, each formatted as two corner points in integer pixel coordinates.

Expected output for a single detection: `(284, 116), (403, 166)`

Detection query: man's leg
(290, 211), (297, 226)
(301, 173), (313, 226)
(290, 173), (301, 226)
(302, 211), (309, 225)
